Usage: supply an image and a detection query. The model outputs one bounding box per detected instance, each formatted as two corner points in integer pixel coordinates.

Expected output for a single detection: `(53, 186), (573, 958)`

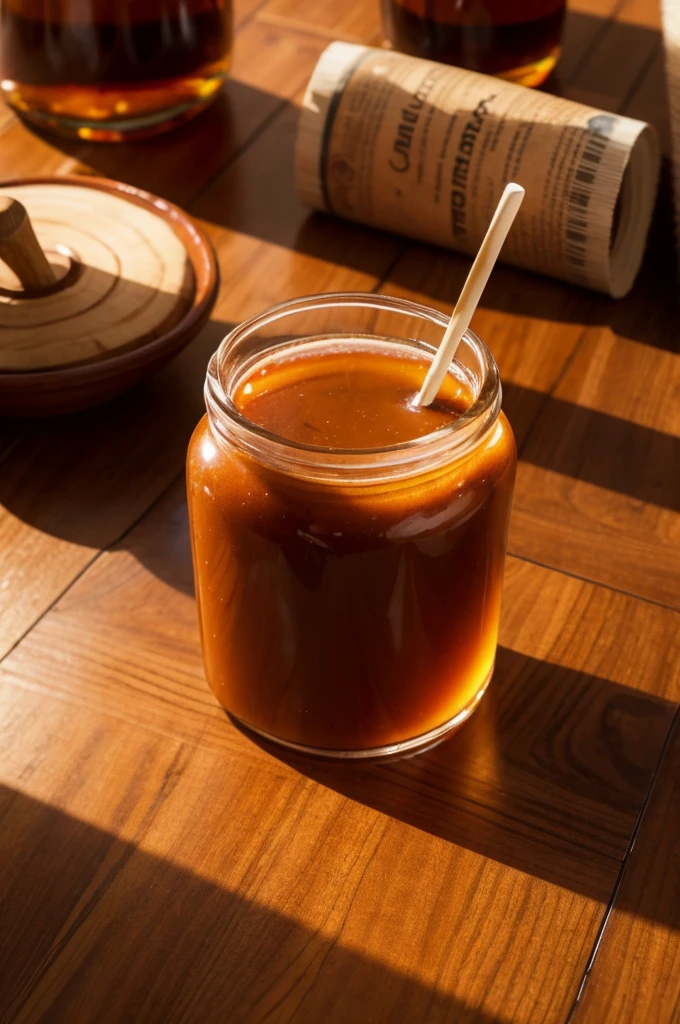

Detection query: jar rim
(206, 292), (502, 478)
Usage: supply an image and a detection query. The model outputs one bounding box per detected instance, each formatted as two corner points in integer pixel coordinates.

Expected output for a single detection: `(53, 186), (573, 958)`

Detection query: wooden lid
(0, 179), (197, 371)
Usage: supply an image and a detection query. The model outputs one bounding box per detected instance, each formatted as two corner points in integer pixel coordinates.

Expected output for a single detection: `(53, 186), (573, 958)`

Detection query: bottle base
(230, 672), (491, 761)
(1, 67), (227, 141)
(494, 47), (560, 88)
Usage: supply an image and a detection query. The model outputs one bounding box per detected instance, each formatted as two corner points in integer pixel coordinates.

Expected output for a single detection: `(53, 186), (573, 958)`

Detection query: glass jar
(187, 293), (517, 758)
(381, 0), (566, 88)
(0, 0), (232, 140)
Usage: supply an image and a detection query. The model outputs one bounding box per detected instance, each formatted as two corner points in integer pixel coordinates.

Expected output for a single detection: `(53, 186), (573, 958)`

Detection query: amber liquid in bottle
(187, 341), (516, 755)
(382, 0), (566, 87)
(0, 0), (232, 139)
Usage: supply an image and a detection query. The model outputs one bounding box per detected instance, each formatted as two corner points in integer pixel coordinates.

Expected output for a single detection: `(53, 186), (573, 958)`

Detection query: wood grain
(565, 15), (660, 109)
(0, 182), (195, 371)
(0, 29), (398, 656)
(2, 479), (677, 893)
(0, 0), (677, 1019)
(258, 0), (382, 43)
(0, 468), (677, 1019)
(0, 177), (218, 417)
(381, 249), (680, 607)
(376, 3), (678, 609)
(0, 102), (16, 135)
(233, 0), (266, 27)
(0, 711), (597, 1024)
(0, 20), (327, 208)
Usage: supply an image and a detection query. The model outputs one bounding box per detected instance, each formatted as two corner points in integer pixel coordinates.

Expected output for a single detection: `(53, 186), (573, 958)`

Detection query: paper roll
(662, 0), (680, 248)
(296, 42), (660, 297)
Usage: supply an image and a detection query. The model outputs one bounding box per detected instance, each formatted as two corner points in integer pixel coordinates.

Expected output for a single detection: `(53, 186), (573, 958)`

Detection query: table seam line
(0, 664), (650, 871)
(2, 451), (674, 677)
(0, 469), (185, 671)
(187, 97), (289, 213)
(563, 706), (680, 1024)
(515, 327), (588, 461)
(505, 548), (680, 615)
(253, 10), (382, 45)
(235, 0), (271, 31)
(620, 39), (662, 114)
(560, 0), (629, 88)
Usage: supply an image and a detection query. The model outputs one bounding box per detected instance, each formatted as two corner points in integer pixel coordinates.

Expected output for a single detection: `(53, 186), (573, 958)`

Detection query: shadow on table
(15, 9), (670, 358)
(502, 380), (680, 512)
(0, 6), (675, 594)
(0, 289), (678, 604)
(22, 80), (284, 205)
(0, 784), (504, 1023)
(382, 166), (679, 356)
(0, 317), (233, 596)
(230, 645), (676, 912)
(164, 14), (672, 358)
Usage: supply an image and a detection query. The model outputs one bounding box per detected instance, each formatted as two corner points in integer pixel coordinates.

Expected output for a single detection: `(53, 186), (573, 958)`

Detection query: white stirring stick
(413, 182), (525, 409)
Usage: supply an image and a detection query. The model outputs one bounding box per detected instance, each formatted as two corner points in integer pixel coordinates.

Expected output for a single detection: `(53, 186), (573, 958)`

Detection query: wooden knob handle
(0, 196), (58, 291)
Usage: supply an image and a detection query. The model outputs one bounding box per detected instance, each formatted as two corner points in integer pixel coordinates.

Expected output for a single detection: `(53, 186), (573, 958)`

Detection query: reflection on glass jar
(187, 294), (517, 759)
(0, 0), (232, 139)
(382, 0), (566, 87)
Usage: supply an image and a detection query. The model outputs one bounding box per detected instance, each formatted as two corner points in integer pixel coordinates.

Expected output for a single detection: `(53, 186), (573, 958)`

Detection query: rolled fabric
(296, 42), (660, 298)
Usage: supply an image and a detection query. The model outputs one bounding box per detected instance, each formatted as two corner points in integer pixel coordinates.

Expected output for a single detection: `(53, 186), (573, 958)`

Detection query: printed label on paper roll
(296, 42), (660, 297)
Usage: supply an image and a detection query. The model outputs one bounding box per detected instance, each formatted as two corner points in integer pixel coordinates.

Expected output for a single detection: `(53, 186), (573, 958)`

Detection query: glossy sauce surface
(188, 342), (516, 752)
(233, 346), (468, 448)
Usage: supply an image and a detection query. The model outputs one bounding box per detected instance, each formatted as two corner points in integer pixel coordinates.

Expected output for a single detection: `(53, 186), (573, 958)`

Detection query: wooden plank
(0, 684), (189, 1015)
(573, 716), (680, 1024)
(0, 125), (79, 180)
(0, 20), (328, 208)
(257, 0), (382, 43)
(622, 43), (670, 153)
(0, 342), (215, 660)
(0, 469), (676, 1019)
(0, 694), (596, 1024)
(618, 0), (662, 30)
(509, 466), (679, 610)
(564, 6), (659, 109)
(569, 0), (630, 15)
(234, 0), (267, 27)
(556, 0), (638, 88)
(508, 169), (679, 607)
(0, 29), (401, 660)
(379, 251), (680, 608)
(0, 104), (16, 134)
(191, 104), (402, 305)
(557, 9), (617, 87)
(365, 0), (677, 607)
(3, 478), (677, 881)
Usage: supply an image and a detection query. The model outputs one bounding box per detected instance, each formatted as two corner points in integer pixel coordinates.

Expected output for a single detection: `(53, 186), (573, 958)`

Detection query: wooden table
(0, 1), (678, 1021)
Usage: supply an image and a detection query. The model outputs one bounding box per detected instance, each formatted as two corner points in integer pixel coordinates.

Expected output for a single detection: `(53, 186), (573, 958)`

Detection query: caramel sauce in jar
(187, 296), (516, 757)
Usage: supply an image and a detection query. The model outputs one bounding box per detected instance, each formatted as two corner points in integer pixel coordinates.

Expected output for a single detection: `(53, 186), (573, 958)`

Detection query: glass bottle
(0, 0), (232, 140)
(382, 0), (566, 87)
